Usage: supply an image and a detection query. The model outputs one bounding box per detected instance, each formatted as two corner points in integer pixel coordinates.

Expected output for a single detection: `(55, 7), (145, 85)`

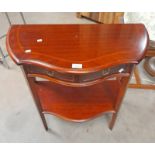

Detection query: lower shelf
(34, 80), (119, 121)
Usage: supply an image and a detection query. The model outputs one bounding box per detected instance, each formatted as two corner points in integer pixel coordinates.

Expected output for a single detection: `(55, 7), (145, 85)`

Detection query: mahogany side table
(6, 24), (148, 130)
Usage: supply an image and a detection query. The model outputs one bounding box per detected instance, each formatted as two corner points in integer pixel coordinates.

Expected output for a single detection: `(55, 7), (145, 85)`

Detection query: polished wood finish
(6, 24), (148, 130)
(77, 12), (155, 90)
(22, 68), (48, 130)
(25, 64), (130, 87)
(7, 24), (148, 74)
(35, 81), (117, 121)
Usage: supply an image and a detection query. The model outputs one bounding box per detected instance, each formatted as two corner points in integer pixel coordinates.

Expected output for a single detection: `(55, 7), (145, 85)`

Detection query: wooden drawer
(24, 64), (129, 83)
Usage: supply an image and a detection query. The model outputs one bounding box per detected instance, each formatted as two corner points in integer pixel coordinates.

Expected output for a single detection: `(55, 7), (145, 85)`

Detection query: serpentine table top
(6, 24), (148, 74)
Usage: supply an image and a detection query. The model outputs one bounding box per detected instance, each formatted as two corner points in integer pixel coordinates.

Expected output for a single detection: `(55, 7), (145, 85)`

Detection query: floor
(0, 12), (155, 143)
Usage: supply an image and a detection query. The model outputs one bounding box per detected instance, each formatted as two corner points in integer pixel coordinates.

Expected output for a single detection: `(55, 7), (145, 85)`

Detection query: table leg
(109, 67), (133, 130)
(22, 66), (48, 131)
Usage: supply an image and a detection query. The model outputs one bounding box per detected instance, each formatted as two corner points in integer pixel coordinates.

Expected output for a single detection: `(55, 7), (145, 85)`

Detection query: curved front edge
(24, 63), (131, 87)
(6, 24), (149, 74)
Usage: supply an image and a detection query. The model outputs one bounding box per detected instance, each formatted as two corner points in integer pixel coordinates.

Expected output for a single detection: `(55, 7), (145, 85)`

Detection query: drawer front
(25, 64), (130, 83)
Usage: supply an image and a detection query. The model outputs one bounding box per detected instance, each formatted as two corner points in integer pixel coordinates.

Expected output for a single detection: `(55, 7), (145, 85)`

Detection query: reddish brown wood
(6, 24), (148, 130)
(24, 63), (130, 87)
(27, 73), (129, 87)
(22, 66), (48, 130)
(6, 24), (148, 74)
(35, 81), (118, 121)
(109, 66), (134, 129)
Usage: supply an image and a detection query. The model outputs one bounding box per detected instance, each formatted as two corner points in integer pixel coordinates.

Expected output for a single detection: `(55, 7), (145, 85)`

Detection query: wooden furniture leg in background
(77, 12), (124, 24)
(128, 66), (155, 90)
(144, 57), (155, 77)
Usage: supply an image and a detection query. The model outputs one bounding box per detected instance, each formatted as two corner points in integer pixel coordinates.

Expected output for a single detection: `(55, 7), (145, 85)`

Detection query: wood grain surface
(6, 24), (148, 74)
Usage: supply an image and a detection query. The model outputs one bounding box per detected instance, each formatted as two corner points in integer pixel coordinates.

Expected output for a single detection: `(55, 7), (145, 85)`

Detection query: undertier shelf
(34, 80), (119, 121)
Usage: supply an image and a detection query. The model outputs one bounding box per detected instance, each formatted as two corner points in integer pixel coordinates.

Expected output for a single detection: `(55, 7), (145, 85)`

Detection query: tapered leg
(27, 77), (49, 131)
(21, 66), (48, 131)
(34, 101), (48, 131)
(109, 113), (118, 130)
(107, 65), (134, 130)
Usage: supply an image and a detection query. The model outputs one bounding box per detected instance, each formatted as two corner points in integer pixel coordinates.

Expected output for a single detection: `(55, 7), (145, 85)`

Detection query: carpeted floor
(0, 12), (155, 142)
